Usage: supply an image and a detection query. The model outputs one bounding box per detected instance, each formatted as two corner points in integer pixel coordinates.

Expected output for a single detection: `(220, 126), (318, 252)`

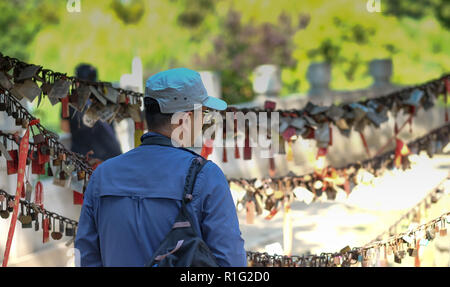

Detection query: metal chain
(0, 189), (78, 226)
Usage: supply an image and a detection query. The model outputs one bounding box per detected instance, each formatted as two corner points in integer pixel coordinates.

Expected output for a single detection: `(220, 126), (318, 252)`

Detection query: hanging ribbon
(359, 131), (371, 158)
(222, 146), (227, 163)
(243, 128), (252, 160)
(234, 142), (240, 159)
(43, 215), (50, 244)
(232, 114), (240, 159)
(375, 113), (413, 157)
(222, 128), (227, 163)
(61, 96), (70, 119)
(265, 101), (276, 176)
(329, 124), (333, 146)
(2, 119), (39, 267)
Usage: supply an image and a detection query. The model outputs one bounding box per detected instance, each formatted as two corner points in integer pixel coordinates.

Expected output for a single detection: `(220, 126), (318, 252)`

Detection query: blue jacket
(75, 132), (247, 267)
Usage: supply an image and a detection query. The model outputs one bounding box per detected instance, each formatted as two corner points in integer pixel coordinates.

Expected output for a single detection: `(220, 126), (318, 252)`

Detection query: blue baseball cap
(145, 68), (227, 113)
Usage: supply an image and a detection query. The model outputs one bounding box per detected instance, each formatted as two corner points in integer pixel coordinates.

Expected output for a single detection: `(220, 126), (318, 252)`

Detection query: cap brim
(203, 96), (227, 111)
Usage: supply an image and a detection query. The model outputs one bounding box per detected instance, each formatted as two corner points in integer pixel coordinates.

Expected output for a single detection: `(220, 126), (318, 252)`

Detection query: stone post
(252, 64), (282, 98)
(307, 62), (332, 105)
(369, 59), (393, 89)
(118, 56), (143, 152)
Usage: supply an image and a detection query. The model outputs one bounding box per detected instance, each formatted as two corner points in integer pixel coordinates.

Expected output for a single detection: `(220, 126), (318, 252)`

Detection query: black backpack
(142, 136), (219, 267)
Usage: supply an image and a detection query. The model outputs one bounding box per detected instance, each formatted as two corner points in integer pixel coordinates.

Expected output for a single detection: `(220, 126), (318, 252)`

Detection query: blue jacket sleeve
(74, 170), (102, 267)
(194, 162), (247, 267)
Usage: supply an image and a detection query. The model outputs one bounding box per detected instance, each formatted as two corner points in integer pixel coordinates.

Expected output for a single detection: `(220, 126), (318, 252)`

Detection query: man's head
(75, 64), (98, 82)
(144, 68), (227, 146)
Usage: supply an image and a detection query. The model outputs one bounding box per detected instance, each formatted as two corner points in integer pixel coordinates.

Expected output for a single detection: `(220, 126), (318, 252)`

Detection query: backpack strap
(182, 157), (208, 204)
(174, 157), (208, 237)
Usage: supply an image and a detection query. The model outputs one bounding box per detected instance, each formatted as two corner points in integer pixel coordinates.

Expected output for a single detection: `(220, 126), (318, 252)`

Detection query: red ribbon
(243, 129), (251, 160)
(61, 96), (69, 119)
(359, 131), (371, 158)
(2, 119), (39, 267)
(375, 113), (413, 157)
(43, 216), (49, 244)
(222, 146), (227, 163)
(329, 125), (333, 146)
(234, 141), (240, 159)
(264, 101), (276, 177)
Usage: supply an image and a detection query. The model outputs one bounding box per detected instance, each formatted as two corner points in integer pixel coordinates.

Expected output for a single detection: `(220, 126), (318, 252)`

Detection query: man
(75, 68), (247, 267)
(61, 64), (122, 161)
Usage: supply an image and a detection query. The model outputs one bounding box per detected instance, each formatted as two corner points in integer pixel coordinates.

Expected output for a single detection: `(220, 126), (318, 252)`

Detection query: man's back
(75, 133), (247, 267)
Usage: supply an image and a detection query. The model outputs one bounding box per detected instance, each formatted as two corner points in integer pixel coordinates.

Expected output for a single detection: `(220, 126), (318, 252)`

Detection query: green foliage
(172, 0), (216, 29)
(0, 0), (59, 60)
(193, 10), (308, 103)
(384, 0), (450, 29)
(111, 0), (145, 25)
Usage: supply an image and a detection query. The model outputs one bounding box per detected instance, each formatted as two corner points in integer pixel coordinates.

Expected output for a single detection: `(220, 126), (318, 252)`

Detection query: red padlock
(38, 144), (50, 165)
(32, 156), (46, 175)
(73, 191), (84, 205)
(264, 100), (276, 110)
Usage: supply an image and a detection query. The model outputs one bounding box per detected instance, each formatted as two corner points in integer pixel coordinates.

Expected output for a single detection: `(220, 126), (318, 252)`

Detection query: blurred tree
(0, 0), (59, 61)
(193, 10), (309, 104)
(172, 0), (216, 28)
(111, 0), (145, 25)
(306, 17), (379, 81)
(384, 0), (450, 29)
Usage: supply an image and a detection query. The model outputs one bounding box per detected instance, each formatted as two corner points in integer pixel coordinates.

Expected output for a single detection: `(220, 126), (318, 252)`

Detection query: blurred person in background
(61, 64), (122, 161)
